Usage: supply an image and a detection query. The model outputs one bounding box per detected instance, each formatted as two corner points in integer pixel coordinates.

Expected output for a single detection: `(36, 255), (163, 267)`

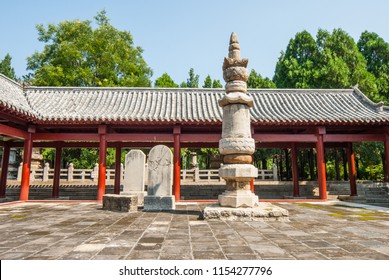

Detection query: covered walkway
(2, 74), (389, 202)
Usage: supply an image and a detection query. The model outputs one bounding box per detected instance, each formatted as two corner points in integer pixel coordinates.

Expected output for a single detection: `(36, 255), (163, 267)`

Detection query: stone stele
(144, 145), (175, 210)
(122, 149), (147, 206)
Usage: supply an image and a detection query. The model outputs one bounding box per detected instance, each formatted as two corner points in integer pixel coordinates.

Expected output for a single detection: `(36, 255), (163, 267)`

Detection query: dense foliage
(0, 54), (16, 80)
(26, 10), (152, 87)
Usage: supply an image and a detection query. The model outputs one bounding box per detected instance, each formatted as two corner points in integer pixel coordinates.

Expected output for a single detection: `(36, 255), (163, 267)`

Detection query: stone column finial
(222, 33), (249, 94)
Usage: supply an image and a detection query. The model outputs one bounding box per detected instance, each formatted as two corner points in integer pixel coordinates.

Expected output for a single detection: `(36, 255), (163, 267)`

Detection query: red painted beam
(347, 143), (357, 196)
(106, 133), (173, 142)
(254, 134), (317, 142)
(20, 135), (33, 201)
(324, 134), (384, 142)
(32, 133), (99, 141)
(97, 133), (107, 201)
(0, 123), (28, 139)
(52, 147), (61, 198)
(0, 144), (11, 198)
(180, 134), (221, 143)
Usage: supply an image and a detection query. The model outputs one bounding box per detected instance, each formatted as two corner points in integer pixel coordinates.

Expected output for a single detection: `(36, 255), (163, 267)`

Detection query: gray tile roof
(0, 74), (37, 119)
(1, 74), (389, 125)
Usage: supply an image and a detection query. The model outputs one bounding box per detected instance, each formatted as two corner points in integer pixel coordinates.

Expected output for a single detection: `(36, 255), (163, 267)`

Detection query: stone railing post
(194, 167), (200, 182)
(273, 164), (278, 181)
(144, 163), (148, 186)
(92, 163), (98, 182)
(17, 162), (23, 181)
(68, 163), (74, 181)
(31, 169), (36, 182)
(43, 162), (50, 181)
(121, 163), (124, 180)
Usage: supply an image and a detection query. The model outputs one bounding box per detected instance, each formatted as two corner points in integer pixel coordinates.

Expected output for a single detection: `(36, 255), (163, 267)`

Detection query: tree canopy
(247, 69), (276, 88)
(181, 68), (199, 88)
(357, 31), (389, 101)
(203, 74), (223, 88)
(0, 53), (16, 80)
(26, 10), (152, 87)
(154, 72), (178, 88)
(273, 29), (379, 101)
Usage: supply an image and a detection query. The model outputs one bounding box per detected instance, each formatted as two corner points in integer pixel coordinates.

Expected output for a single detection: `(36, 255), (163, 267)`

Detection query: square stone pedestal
(203, 202), (289, 221)
(121, 191), (147, 206)
(102, 194), (138, 212)
(218, 190), (259, 208)
(144, 195), (175, 211)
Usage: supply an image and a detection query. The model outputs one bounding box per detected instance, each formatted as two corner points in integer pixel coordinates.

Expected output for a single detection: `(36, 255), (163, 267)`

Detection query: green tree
(203, 74), (223, 88)
(316, 29), (378, 100)
(183, 68), (199, 88)
(273, 30), (318, 88)
(247, 69), (276, 88)
(357, 31), (389, 102)
(203, 74), (212, 88)
(26, 10), (152, 87)
(212, 79), (223, 88)
(154, 72), (178, 88)
(273, 29), (378, 101)
(0, 53), (17, 80)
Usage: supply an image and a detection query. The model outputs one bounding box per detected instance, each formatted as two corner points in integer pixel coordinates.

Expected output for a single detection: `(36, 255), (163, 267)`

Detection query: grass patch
(358, 216), (378, 221)
(333, 204), (366, 209)
(296, 203), (321, 209)
(10, 215), (27, 219)
(328, 213), (345, 217)
(358, 212), (376, 217)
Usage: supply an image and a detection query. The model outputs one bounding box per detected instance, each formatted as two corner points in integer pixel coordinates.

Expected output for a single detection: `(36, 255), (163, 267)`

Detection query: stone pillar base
(203, 202), (289, 221)
(102, 194), (138, 212)
(121, 191), (147, 206)
(218, 190), (258, 208)
(144, 195), (175, 211)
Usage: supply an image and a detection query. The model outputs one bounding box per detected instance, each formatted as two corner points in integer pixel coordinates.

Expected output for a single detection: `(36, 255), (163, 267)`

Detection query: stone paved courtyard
(0, 201), (388, 260)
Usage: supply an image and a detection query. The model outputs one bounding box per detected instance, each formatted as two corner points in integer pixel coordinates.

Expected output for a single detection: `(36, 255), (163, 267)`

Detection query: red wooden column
(250, 179), (255, 193)
(291, 143), (300, 197)
(384, 134), (389, 182)
(347, 143), (357, 196)
(20, 132), (33, 201)
(97, 125), (107, 201)
(114, 146), (121, 194)
(315, 127), (327, 200)
(52, 146), (62, 198)
(0, 143), (11, 198)
(173, 125), (181, 201)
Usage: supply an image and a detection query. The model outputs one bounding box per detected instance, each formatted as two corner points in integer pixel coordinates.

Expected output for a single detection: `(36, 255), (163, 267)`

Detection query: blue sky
(1, 0), (388, 85)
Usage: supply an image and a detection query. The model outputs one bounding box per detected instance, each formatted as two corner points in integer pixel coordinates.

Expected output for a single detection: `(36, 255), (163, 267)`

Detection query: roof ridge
(0, 73), (23, 89)
(352, 86), (389, 113)
(24, 86), (226, 92)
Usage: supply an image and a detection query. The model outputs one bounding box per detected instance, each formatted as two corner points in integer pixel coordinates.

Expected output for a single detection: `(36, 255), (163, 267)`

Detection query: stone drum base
(102, 194), (138, 212)
(144, 195), (175, 211)
(203, 202), (289, 221)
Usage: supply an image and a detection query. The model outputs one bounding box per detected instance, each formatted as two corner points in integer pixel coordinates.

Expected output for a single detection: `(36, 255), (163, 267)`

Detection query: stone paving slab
(0, 201), (388, 260)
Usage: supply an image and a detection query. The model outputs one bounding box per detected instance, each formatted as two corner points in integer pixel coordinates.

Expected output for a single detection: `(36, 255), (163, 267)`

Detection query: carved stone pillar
(218, 32), (258, 208)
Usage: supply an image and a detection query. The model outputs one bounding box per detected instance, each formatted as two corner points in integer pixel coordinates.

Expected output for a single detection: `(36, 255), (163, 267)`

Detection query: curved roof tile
(1, 75), (389, 125)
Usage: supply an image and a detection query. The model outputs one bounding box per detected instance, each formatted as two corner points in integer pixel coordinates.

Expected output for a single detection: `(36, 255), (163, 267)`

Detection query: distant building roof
(1, 74), (389, 125)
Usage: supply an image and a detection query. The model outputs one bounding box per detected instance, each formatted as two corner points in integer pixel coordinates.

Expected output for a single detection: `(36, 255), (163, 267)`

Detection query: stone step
(366, 198), (389, 203)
